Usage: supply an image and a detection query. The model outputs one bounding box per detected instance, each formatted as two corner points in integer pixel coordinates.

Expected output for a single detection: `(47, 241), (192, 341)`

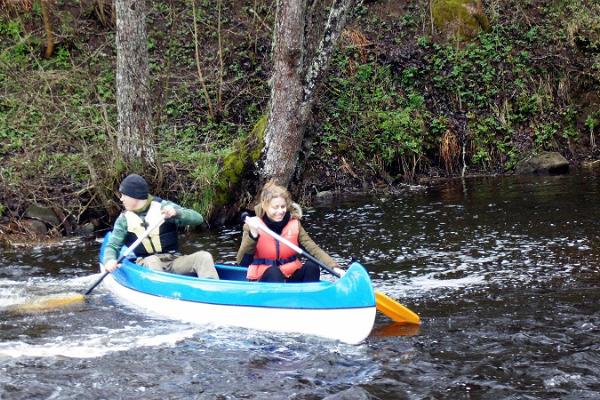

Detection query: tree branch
(302, 0), (358, 112)
(192, 0), (215, 118)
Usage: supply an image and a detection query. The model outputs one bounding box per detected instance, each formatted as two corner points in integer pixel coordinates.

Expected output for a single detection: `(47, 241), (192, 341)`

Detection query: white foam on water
(0, 287), (26, 307)
(0, 325), (199, 359)
(0, 273), (103, 309)
(408, 273), (486, 290)
(372, 269), (487, 301)
(60, 272), (104, 290)
(543, 373), (583, 389)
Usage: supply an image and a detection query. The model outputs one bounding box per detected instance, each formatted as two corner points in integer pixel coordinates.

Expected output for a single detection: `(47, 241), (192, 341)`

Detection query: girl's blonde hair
(260, 179), (292, 210)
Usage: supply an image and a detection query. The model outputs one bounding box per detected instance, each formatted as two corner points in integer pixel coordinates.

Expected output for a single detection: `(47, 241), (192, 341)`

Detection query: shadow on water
(1, 171), (600, 399)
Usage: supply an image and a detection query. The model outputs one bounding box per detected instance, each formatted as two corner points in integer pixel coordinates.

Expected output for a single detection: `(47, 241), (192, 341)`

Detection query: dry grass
(341, 28), (370, 63)
(440, 129), (460, 174)
(0, 0), (33, 14)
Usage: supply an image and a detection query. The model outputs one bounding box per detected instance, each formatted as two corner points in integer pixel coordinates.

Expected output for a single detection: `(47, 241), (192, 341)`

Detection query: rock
(20, 219), (48, 236)
(316, 190), (335, 199)
(75, 222), (96, 236)
(581, 160), (600, 169)
(25, 204), (60, 226)
(323, 387), (372, 400)
(432, 0), (490, 41)
(514, 152), (570, 175)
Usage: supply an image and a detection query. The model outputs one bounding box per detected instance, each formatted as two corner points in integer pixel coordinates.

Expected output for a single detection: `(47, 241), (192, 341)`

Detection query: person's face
(120, 193), (144, 211)
(265, 196), (287, 222)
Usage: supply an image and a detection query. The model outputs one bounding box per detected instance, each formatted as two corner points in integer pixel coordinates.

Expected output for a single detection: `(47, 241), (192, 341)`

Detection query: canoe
(99, 233), (376, 344)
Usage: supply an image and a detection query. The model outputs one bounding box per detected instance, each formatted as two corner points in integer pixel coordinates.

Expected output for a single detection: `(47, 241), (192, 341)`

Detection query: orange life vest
(247, 218), (302, 280)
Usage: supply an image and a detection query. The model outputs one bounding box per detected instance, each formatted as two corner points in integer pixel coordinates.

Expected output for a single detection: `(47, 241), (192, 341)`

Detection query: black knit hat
(119, 174), (149, 200)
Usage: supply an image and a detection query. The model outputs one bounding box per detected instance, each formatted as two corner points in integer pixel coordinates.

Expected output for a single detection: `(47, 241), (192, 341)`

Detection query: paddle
(244, 216), (421, 325)
(10, 216), (165, 313)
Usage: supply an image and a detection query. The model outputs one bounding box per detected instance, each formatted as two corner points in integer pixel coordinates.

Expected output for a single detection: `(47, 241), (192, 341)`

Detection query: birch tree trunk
(115, 0), (155, 166)
(261, 0), (357, 186)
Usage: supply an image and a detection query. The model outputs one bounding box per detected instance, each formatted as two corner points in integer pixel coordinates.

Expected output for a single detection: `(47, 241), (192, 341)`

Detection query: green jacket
(103, 196), (204, 263)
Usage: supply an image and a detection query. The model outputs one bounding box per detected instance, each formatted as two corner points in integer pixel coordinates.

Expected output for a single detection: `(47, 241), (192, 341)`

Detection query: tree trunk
(261, 0), (306, 186)
(115, 0), (155, 166)
(40, 0), (54, 59)
(261, 0), (356, 187)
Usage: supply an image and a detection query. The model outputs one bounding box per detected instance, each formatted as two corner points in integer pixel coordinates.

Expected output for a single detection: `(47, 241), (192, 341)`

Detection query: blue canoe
(99, 234), (376, 344)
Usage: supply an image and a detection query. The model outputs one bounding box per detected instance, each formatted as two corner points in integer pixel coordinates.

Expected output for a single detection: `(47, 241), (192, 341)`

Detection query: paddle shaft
(84, 216), (165, 295)
(245, 217), (341, 278)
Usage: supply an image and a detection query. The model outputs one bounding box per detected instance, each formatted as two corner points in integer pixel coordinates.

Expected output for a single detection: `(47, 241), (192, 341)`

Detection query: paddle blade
(8, 293), (87, 314)
(375, 291), (420, 325)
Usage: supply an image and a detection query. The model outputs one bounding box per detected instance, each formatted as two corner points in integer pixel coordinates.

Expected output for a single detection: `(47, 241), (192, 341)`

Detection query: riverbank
(4, 154), (600, 249)
(1, 1), (599, 244)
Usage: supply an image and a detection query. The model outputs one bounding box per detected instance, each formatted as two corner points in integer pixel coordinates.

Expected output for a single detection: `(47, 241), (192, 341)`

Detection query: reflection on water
(370, 322), (421, 337)
(1, 172), (599, 399)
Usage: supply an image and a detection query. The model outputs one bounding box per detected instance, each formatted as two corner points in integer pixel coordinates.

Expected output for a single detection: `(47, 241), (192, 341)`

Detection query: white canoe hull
(102, 272), (376, 344)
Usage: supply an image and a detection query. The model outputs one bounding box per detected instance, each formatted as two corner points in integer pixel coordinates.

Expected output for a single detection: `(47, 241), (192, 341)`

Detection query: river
(1, 172), (599, 399)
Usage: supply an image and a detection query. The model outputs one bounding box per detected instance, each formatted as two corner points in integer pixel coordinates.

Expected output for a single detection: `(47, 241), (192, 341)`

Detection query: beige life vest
(124, 201), (164, 254)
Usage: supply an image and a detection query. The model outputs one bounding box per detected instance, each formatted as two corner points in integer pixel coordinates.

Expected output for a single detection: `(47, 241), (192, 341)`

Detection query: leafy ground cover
(0, 0), (599, 239)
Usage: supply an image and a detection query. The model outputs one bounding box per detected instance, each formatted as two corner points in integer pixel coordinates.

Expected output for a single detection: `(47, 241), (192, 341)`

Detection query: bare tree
(115, 0), (155, 166)
(1, 0), (54, 57)
(40, 0), (54, 58)
(261, 0), (358, 186)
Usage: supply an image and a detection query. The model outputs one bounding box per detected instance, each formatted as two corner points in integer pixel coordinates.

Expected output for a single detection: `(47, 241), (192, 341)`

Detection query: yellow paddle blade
(8, 293), (87, 314)
(375, 290), (420, 325)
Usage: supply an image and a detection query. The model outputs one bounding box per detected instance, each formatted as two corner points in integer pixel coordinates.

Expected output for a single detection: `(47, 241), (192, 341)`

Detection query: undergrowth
(313, 0), (599, 184)
(0, 0), (599, 236)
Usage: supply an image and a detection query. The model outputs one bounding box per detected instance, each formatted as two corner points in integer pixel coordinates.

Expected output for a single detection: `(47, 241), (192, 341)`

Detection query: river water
(1, 172), (599, 399)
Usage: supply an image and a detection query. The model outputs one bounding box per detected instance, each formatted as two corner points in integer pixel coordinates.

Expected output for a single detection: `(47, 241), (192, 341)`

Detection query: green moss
(223, 114), (267, 183)
(249, 114), (268, 162)
(432, 0), (490, 40)
(155, 115), (267, 218)
(212, 114), (267, 207)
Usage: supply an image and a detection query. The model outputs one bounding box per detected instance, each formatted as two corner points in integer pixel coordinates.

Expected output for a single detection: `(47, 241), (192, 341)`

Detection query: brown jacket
(236, 203), (338, 268)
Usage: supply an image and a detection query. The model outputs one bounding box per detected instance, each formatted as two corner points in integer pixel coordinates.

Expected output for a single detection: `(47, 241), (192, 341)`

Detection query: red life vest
(247, 218), (302, 280)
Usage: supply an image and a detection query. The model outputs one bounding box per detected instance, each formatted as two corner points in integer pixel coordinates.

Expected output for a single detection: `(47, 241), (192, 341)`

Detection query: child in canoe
(236, 180), (341, 282)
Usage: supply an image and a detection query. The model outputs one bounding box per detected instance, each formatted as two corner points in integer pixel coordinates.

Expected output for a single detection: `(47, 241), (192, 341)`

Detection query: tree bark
(261, 0), (306, 186)
(41, 0), (54, 59)
(115, 0), (155, 166)
(261, 0), (357, 187)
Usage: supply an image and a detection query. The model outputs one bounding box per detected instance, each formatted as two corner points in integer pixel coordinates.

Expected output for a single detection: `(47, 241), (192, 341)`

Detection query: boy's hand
(104, 259), (120, 272)
(161, 206), (177, 219)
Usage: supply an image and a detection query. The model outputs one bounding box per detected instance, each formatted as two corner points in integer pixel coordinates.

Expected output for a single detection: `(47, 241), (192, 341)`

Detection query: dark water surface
(1, 172), (599, 399)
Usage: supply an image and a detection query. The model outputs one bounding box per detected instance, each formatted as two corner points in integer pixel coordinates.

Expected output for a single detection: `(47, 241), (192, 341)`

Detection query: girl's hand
(245, 216), (262, 238)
